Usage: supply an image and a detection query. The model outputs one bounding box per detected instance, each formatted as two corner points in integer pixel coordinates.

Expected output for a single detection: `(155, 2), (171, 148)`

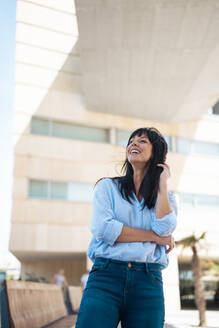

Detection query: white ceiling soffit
(75, 0), (219, 123)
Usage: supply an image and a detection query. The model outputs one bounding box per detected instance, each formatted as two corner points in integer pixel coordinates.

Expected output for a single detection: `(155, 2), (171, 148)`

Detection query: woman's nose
(132, 140), (138, 146)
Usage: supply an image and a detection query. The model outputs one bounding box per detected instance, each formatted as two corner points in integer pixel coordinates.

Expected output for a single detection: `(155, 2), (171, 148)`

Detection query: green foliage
(206, 260), (219, 275)
(176, 232), (206, 249)
(24, 272), (49, 283)
(6, 274), (14, 280)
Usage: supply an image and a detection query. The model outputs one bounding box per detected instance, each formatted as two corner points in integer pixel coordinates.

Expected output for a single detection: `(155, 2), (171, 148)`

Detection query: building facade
(10, 0), (219, 313)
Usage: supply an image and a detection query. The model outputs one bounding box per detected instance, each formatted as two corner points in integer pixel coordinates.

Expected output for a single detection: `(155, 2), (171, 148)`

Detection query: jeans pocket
(90, 263), (104, 274)
(90, 259), (110, 274)
(148, 269), (163, 286)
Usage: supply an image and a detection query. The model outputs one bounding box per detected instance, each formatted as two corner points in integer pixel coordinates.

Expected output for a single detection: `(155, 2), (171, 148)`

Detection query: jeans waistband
(94, 257), (162, 272)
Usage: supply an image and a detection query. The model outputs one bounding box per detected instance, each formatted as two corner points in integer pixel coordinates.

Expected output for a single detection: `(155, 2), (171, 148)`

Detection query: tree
(176, 232), (206, 327)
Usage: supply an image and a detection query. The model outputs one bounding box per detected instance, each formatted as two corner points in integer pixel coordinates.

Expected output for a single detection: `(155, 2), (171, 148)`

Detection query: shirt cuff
(102, 220), (124, 246)
(151, 210), (176, 236)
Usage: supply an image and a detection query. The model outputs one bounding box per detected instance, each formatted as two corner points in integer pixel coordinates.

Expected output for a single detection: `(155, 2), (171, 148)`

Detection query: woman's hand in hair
(157, 163), (170, 190)
(155, 234), (175, 254)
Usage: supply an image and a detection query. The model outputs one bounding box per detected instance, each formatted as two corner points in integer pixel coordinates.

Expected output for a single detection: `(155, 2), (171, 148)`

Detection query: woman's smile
(130, 148), (141, 155)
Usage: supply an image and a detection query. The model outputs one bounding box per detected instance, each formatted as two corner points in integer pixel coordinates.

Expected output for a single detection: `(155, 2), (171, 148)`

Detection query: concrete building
(10, 0), (219, 313)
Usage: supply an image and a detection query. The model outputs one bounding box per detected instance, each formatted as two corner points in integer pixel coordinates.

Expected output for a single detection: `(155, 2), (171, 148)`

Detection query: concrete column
(163, 251), (181, 313)
(171, 136), (177, 153)
(109, 127), (117, 145)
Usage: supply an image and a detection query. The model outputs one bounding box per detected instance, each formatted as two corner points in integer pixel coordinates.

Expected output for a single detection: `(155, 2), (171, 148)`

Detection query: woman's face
(126, 133), (153, 166)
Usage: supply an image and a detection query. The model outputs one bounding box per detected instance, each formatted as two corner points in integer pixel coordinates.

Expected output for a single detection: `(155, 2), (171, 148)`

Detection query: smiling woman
(75, 127), (177, 328)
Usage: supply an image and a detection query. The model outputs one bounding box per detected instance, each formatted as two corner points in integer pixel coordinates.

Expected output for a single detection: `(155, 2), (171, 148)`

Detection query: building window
(29, 180), (49, 199)
(179, 193), (195, 208)
(51, 182), (68, 200)
(68, 183), (93, 202)
(176, 138), (193, 154)
(52, 121), (109, 143)
(28, 180), (93, 202)
(212, 101), (219, 115)
(31, 117), (109, 143)
(116, 130), (131, 147)
(31, 117), (50, 136)
(31, 117), (219, 157)
(179, 192), (219, 209)
(176, 137), (219, 157)
(193, 140), (219, 157)
(196, 194), (219, 208)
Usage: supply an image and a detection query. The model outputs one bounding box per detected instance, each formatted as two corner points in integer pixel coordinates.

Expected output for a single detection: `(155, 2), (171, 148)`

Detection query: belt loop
(144, 263), (149, 273)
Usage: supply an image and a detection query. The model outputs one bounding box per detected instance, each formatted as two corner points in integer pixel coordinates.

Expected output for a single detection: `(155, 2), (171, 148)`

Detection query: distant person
(76, 127), (177, 328)
(80, 270), (89, 291)
(52, 269), (74, 314)
(52, 269), (68, 288)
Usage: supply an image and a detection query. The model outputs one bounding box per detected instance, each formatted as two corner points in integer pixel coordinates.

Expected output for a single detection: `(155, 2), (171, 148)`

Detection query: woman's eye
(128, 139), (148, 145)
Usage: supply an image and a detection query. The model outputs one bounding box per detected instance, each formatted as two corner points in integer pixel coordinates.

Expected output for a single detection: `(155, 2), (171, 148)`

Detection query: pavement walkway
(72, 310), (219, 328)
(165, 310), (219, 328)
(115, 310), (219, 328)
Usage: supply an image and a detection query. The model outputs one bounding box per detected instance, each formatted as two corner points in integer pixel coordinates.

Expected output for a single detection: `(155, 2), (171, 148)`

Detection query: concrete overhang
(75, 0), (219, 122)
(12, 251), (86, 262)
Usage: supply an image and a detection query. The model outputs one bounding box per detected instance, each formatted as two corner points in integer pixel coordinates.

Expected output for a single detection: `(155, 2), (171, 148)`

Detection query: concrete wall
(21, 255), (86, 285)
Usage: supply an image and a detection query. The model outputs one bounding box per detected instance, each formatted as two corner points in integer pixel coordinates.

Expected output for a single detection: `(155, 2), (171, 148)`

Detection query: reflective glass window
(196, 194), (219, 207)
(68, 183), (93, 202)
(176, 138), (193, 154)
(52, 121), (109, 143)
(31, 117), (50, 136)
(29, 180), (48, 199)
(51, 182), (68, 200)
(193, 141), (219, 157)
(180, 193), (195, 207)
(117, 130), (131, 147)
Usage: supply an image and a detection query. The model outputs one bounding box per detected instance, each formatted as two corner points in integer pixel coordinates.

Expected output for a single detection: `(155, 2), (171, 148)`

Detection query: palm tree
(176, 232), (206, 327)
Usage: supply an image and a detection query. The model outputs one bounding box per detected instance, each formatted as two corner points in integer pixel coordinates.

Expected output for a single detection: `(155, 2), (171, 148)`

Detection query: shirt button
(128, 262), (132, 268)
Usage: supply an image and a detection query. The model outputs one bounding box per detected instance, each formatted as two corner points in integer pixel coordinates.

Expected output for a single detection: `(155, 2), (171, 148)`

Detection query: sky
(0, 1), (16, 261)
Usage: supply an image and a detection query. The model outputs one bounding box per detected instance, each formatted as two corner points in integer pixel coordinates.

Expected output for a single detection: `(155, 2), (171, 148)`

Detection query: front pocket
(90, 259), (110, 274)
(148, 270), (163, 286)
(90, 263), (105, 274)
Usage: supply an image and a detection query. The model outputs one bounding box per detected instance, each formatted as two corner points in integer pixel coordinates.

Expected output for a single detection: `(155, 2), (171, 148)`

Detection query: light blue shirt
(87, 178), (177, 269)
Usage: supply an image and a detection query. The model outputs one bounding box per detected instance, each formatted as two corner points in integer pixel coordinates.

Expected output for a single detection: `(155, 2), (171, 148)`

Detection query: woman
(76, 127), (177, 328)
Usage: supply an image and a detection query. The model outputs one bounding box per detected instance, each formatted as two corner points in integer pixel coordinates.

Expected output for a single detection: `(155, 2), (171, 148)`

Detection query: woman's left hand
(157, 163), (170, 189)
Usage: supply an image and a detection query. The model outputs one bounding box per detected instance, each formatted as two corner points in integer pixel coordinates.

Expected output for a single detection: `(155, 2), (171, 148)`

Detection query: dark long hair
(97, 127), (168, 209)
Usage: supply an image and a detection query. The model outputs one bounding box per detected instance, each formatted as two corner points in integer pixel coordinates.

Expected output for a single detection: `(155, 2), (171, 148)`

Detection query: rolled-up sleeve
(91, 179), (124, 246)
(151, 191), (177, 236)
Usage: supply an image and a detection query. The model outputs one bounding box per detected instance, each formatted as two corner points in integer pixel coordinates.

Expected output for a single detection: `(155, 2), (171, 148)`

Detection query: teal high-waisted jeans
(75, 257), (165, 328)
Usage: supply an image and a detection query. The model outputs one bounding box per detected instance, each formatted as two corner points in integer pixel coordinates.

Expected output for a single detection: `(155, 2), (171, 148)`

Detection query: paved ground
(72, 310), (219, 328)
(115, 310), (219, 328)
(165, 310), (219, 328)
